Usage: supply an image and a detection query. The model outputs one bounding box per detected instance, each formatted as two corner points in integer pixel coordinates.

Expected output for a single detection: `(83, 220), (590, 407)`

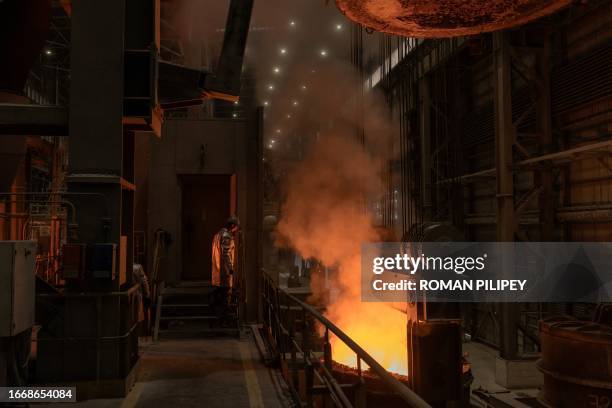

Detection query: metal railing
(261, 273), (431, 408)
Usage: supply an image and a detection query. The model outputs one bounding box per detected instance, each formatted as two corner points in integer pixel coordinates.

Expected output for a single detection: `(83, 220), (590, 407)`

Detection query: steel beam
(419, 77), (432, 220)
(202, 0), (254, 101)
(536, 37), (555, 241)
(438, 138), (612, 186)
(0, 104), (67, 135)
(493, 31), (518, 360)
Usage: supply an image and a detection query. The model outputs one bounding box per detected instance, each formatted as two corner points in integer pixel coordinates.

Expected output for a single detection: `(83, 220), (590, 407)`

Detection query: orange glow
(277, 132), (408, 375)
(325, 261), (408, 375)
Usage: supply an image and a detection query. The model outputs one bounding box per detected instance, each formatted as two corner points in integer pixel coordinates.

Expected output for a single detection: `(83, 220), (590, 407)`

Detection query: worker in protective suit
(210, 216), (240, 327)
(211, 216), (239, 288)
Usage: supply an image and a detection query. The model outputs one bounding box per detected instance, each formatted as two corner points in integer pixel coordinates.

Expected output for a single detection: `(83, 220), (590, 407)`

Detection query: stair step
(159, 328), (240, 338)
(162, 287), (214, 296)
(160, 315), (218, 321)
(159, 328), (239, 333)
(162, 303), (209, 308)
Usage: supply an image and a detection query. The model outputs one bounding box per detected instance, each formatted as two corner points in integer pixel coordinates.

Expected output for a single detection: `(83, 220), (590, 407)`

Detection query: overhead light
(289, 20), (296, 27)
(263, 101), (269, 106)
(319, 49), (328, 57)
(45, 49), (53, 56)
(273, 66), (281, 74)
(275, 129), (281, 134)
(335, 23), (343, 31)
(232, 113), (237, 118)
(233, 100), (239, 105)
(292, 100), (299, 107)
(280, 47), (287, 55)
(286, 114), (292, 119)
(271, 139), (276, 144)
(267, 84), (275, 91)
(267, 143), (274, 149)
(301, 84), (307, 91)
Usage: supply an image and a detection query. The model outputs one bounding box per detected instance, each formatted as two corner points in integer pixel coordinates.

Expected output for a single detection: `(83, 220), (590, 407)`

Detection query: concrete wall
(147, 114), (262, 320)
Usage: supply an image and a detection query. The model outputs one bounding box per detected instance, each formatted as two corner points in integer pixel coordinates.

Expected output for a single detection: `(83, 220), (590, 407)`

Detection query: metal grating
(551, 43), (612, 115)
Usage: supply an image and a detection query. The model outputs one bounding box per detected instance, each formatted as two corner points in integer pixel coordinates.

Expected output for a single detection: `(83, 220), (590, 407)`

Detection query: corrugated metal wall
(358, 0), (612, 349)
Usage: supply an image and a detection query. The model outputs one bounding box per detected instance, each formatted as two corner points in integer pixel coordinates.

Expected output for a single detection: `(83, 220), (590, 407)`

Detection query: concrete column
(245, 107), (263, 321)
(48, 0), (138, 397)
(68, 0), (125, 250)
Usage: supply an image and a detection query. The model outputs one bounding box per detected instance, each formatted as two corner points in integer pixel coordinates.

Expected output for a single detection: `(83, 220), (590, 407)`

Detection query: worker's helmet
(226, 215), (240, 228)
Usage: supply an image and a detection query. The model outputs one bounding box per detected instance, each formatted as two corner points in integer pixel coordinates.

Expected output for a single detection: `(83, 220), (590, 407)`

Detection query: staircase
(153, 281), (239, 341)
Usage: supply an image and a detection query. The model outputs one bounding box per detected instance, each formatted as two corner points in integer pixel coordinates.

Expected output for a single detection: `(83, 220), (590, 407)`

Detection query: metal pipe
(0, 199), (77, 225)
(0, 191), (109, 218)
(37, 283), (141, 298)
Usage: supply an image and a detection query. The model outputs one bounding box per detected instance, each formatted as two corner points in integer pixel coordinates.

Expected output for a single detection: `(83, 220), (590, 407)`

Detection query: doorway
(180, 174), (235, 281)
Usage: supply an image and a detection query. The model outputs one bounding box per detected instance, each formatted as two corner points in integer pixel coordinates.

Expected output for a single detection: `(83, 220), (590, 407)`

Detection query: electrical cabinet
(0, 241), (36, 337)
(88, 243), (117, 279)
(62, 243), (86, 280)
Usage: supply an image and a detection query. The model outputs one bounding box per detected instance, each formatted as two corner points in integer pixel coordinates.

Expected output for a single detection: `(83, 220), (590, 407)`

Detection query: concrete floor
(464, 341), (507, 393)
(43, 335), (292, 408)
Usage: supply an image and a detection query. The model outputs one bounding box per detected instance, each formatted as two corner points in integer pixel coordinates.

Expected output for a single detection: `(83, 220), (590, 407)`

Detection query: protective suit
(211, 225), (235, 287)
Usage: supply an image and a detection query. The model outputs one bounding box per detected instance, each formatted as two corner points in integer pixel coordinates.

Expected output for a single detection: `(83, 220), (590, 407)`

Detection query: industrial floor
(42, 335), (292, 408)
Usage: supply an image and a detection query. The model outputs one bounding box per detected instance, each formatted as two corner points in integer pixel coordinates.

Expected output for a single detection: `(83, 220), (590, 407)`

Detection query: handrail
(262, 273), (431, 408)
